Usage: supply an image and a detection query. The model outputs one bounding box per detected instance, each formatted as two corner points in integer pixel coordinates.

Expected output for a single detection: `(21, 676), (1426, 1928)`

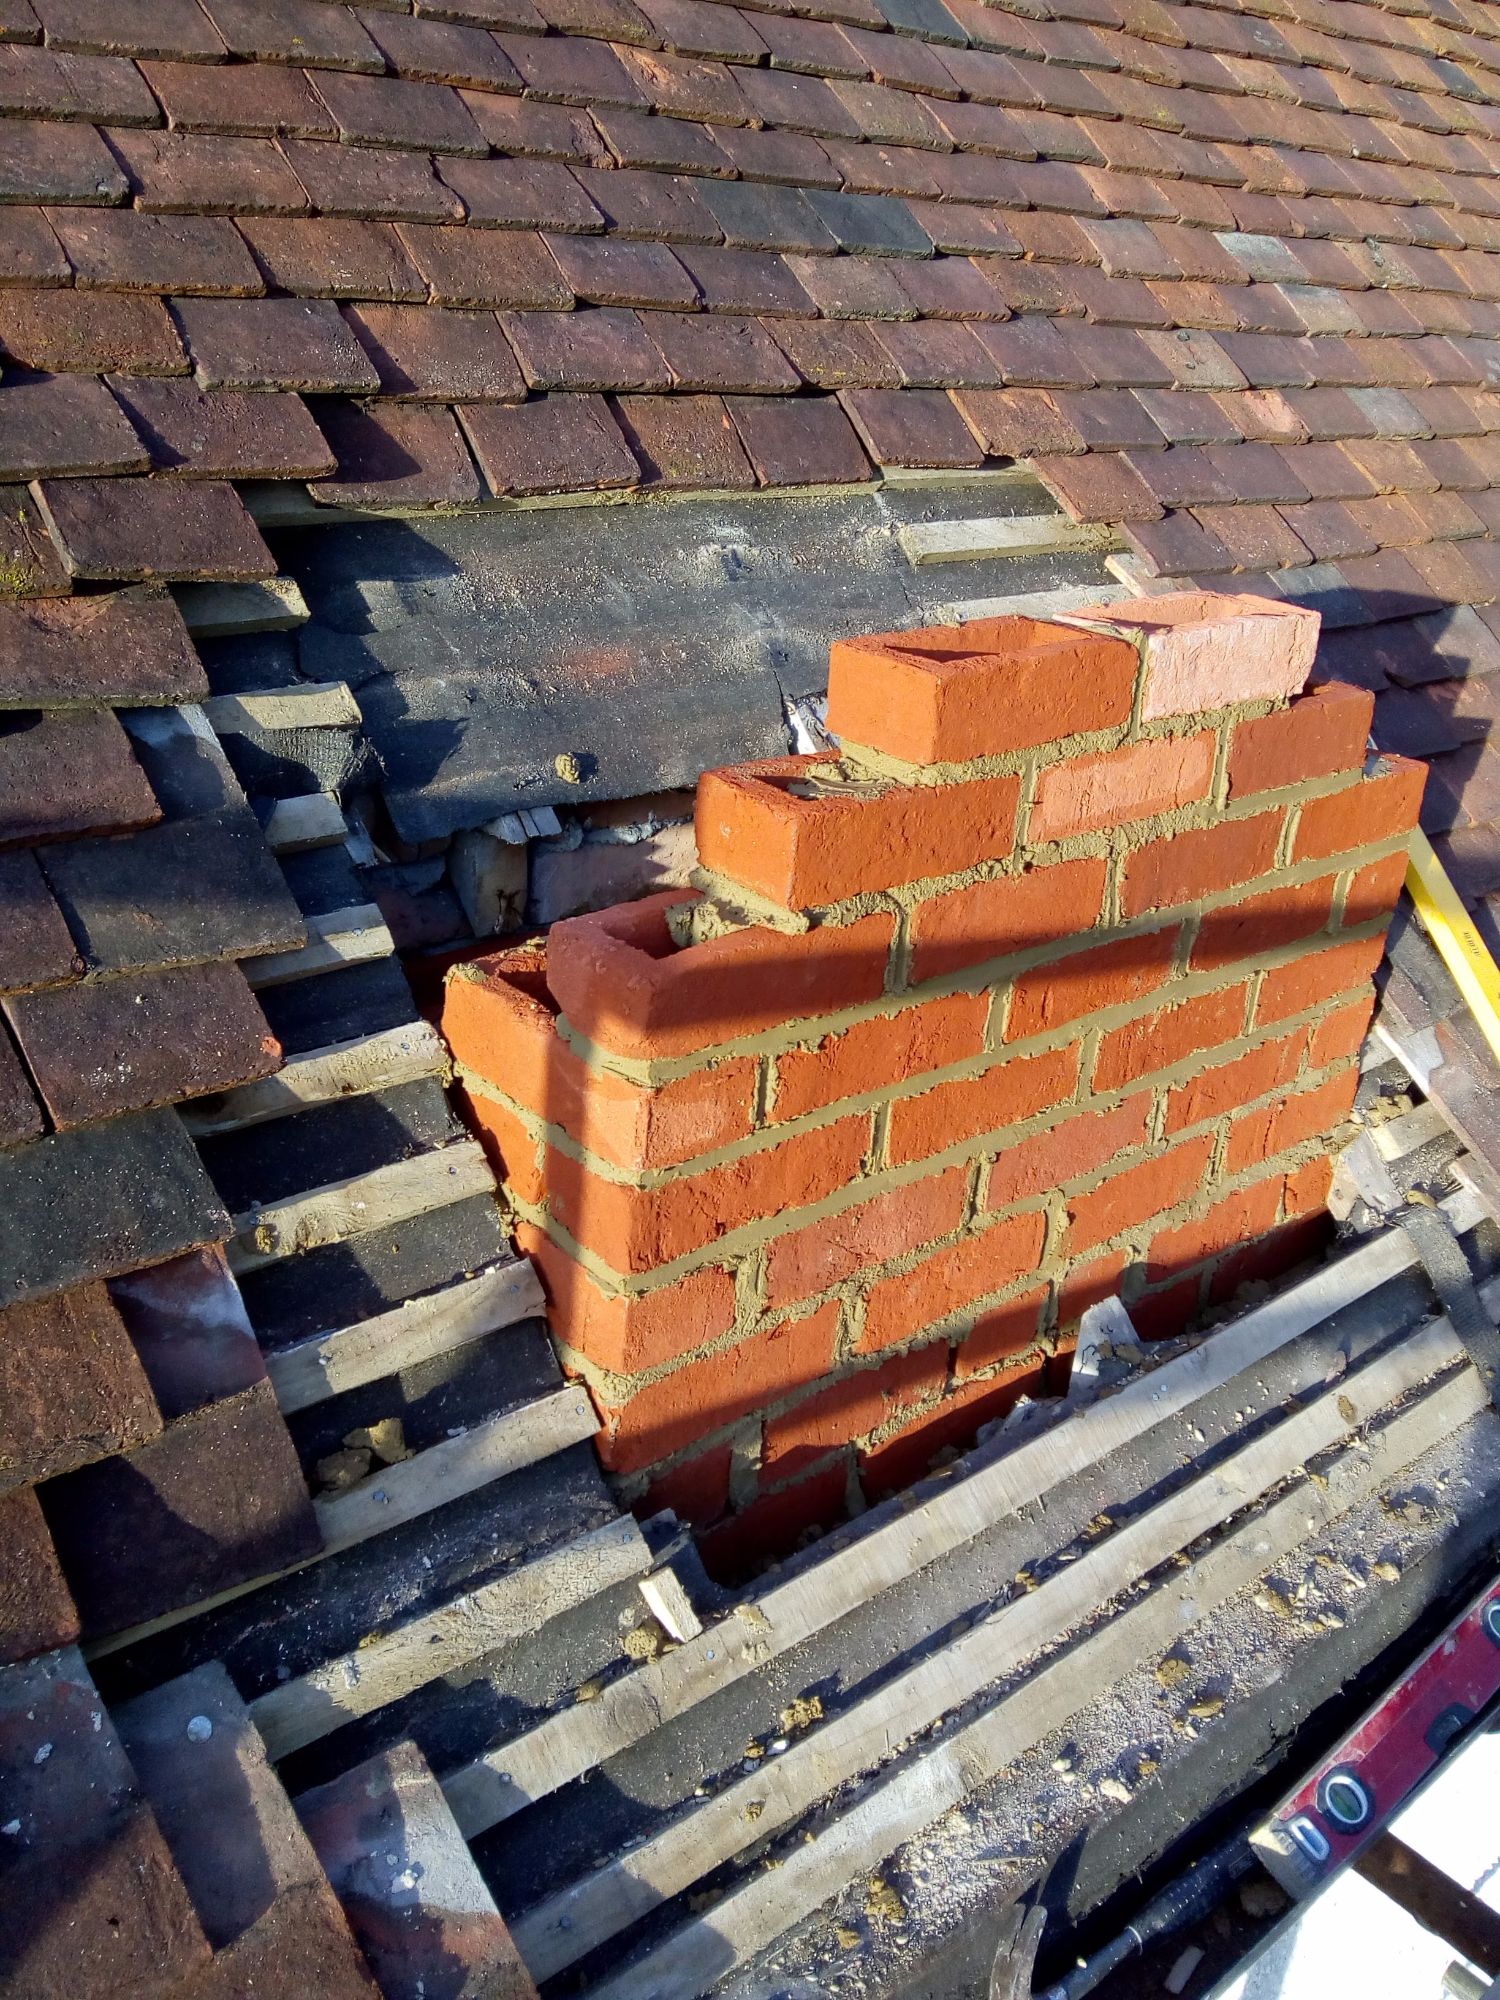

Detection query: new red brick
(1006, 925), (1180, 1042)
(545, 892), (895, 1060)
(1192, 872), (1337, 971)
(1309, 997), (1372, 1066)
(763, 1341), (945, 1477)
(1255, 932), (1385, 1027)
(827, 615), (1138, 764)
(1093, 981), (1250, 1091)
(1226, 1069), (1359, 1174)
(701, 1460), (847, 1579)
(698, 756), (1020, 908)
(519, 1223), (737, 1375)
(887, 1042), (1079, 1166)
(1031, 731), (1216, 843)
(1292, 757), (1426, 863)
(984, 1092), (1152, 1210)
(1122, 811), (1282, 919)
(859, 1212), (1047, 1352)
(1066, 1133), (1213, 1254)
(1344, 848), (1409, 928)
(596, 1301), (841, 1472)
(770, 991), (989, 1124)
(1147, 1172), (1284, 1281)
(642, 1444), (732, 1528)
(858, 1357), (1043, 1500)
(445, 947), (759, 1169)
(1164, 1028), (1305, 1133)
(549, 1114), (869, 1274)
(1228, 681), (1375, 797)
(954, 1281), (1050, 1379)
(764, 1164), (969, 1309)
(914, 858), (1104, 988)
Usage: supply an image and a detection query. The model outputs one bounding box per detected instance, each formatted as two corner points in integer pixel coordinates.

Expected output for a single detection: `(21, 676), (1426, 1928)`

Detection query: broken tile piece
(33, 476), (277, 581)
(1058, 591), (1320, 720)
(6, 960), (281, 1130)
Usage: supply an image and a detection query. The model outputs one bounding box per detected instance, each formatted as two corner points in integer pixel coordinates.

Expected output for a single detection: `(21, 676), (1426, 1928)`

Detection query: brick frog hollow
(442, 593), (1425, 1571)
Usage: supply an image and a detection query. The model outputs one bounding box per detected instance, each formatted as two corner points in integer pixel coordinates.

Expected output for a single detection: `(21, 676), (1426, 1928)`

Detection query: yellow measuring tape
(1406, 827), (1500, 1070)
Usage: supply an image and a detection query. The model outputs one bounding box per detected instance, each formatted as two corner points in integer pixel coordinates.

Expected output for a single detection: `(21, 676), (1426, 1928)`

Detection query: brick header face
(442, 593), (1422, 1575)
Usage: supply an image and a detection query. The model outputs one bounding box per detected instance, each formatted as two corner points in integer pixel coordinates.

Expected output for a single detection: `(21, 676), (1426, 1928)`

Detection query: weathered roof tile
(0, 368), (149, 479)
(398, 219), (575, 305)
(196, 0), (383, 71)
(107, 127), (312, 216)
(309, 396), (485, 506)
(0, 707), (160, 848)
(613, 389), (756, 485)
(0, 586), (206, 708)
(0, 40), (159, 120)
(173, 294), (380, 391)
(502, 303), (672, 390)
(32, 475), (277, 581)
(458, 388), (640, 494)
(726, 390), (871, 482)
(283, 139), (465, 224)
(841, 383), (985, 463)
(436, 153), (603, 230)
(342, 299), (525, 399)
(0, 116), (126, 203)
(360, 12), (524, 90)
(46, 206), (266, 297)
(140, 56), (339, 137)
(644, 309), (801, 391)
(32, 0), (225, 61)
(238, 214), (427, 299)
(105, 374), (336, 477)
(0, 289), (188, 373)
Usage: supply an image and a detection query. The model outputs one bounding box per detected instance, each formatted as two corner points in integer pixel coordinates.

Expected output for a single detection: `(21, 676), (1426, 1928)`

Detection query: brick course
(443, 593), (1421, 1565)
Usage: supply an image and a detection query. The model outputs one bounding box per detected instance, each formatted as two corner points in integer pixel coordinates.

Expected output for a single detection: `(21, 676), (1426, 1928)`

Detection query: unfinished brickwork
(443, 593), (1425, 1571)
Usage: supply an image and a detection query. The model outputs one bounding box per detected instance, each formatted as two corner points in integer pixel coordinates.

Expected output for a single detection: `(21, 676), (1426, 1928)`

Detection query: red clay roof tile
(106, 129), (312, 217)
(643, 308), (801, 390)
(32, 474), (277, 581)
(725, 390), (871, 482)
(139, 56), (340, 137)
(458, 387), (639, 493)
(0, 290), (189, 374)
(0, 117), (126, 204)
(47, 207), (266, 297)
(613, 388), (756, 483)
(840, 382), (984, 463)
(289, 138), (466, 221)
(197, 0), (383, 71)
(342, 298), (526, 399)
(0, 370), (148, 479)
(173, 293), (380, 391)
(105, 374), (336, 477)
(310, 396), (484, 505)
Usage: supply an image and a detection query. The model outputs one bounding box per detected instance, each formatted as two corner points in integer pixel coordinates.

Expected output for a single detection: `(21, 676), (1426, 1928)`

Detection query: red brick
(1286, 1154), (1335, 1216)
(770, 991), (989, 1124)
(1066, 1134), (1214, 1254)
(985, 1092), (1152, 1210)
(858, 1357), (1043, 1499)
(700, 1460), (847, 1581)
(463, 1087), (546, 1205)
(1130, 1275), (1201, 1343)
(545, 892), (896, 1061)
(1057, 1248), (1128, 1326)
(1228, 681), (1374, 798)
(1093, 981), (1249, 1092)
(1165, 1028), (1305, 1133)
(641, 1444), (732, 1528)
(696, 757), (1020, 908)
(1006, 925), (1180, 1042)
(597, 1302), (841, 1472)
(827, 616), (1139, 764)
(1030, 731), (1216, 844)
(1292, 756), (1426, 862)
(908, 856), (1107, 985)
(1344, 848), (1408, 928)
(1226, 1069), (1359, 1175)
(518, 1223), (736, 1375)
(448, 954), (760, 1172)
(1309, 997), (1372, 1066)
(1210, 1211), (1330, 1305)
(1255, 932), (1385, 1026)
(860, 1215), (1046, 1353)
(1148, 1171), (1285, 1281)
(549, 1115), (869, 1275)
(763, 1341), (945, 1478)
(953, 1282), (1049, 1379)
(1122, 811), (1282, 920)
(1061, 592), (1319, 721)
(887, 1042), (1080, 1167)
(1191, 873), (1336, 971)
(765, 1164), (969, 1309)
